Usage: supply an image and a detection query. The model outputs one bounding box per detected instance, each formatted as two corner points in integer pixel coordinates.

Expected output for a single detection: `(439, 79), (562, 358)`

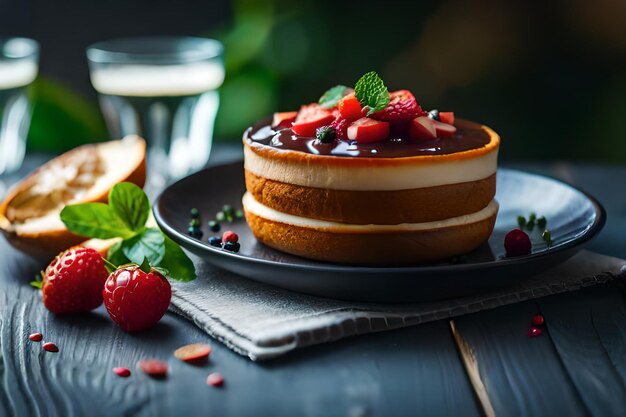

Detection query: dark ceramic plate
(154, 162), (605, 303)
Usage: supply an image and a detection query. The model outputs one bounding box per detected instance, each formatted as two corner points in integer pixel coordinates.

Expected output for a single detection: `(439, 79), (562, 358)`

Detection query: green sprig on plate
(60, 182), (196, 282)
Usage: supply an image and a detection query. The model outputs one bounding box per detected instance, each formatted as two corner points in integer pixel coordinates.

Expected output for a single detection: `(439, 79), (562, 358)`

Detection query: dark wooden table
(2, 148), (626, 417)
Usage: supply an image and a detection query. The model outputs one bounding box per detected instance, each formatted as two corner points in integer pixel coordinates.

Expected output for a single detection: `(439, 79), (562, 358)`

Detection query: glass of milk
(86, 37), (224, 192)
(0, 38), (39, 175)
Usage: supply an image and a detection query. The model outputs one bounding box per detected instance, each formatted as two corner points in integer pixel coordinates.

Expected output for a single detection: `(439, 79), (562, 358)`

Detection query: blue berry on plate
(208, 236), (222, 247)
(208, 220), (221, 232)
(223, 241), (240, 253)
(190, 208), (200, 219)
(188, 227), (203, 239)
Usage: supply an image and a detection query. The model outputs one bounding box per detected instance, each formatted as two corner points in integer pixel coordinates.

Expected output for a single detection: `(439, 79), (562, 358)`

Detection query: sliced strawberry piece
(347, 117), (390, 143)
(138, 359), (168, 378)
(433, 120), (457, 138)
(439, 112), (455, 125)
(337, 93), (364, 121)
(174, 343), (212, 364)
(271, 111), (297, 129)
(409, 116), (437, 140)
(372, 90), (421, 124)
(291, 104), (334, 137)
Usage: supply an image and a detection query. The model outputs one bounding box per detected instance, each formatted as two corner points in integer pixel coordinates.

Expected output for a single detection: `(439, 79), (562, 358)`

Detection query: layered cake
(242, 72), (499, 264)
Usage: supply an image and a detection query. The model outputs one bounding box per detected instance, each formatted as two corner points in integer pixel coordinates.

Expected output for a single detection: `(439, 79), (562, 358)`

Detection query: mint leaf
(109, 182), (150, 232)
(61, 203), (135, 239)
(354, 71), (389, 116)
(107, 240), (130, 267)
(319, 85), (349, 109)
(121, 228), (165, 266)
(156, 234), (196, 282)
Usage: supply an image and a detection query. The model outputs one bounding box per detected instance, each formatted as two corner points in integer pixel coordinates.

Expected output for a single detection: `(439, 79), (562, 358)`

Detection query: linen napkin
(169, 250), (626, 361)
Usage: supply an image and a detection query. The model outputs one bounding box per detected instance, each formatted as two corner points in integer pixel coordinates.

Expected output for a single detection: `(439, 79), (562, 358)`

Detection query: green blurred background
(4, 0), (626, 162)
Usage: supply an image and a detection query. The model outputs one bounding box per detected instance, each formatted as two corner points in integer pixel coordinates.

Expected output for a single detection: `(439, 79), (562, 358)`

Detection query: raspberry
(372, 90), (421, 124)
(330, 116), (349, 139)
(504, 228), (532, 257)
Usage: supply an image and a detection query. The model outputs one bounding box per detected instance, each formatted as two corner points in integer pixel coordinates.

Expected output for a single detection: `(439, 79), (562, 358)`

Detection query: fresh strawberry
(330, 115), (349, 139)
(337, 93), (363, 121)
(291, 104), (334, 137)
(433, 120), (457, 138)
(103, 265), (171, 332)
(409, 116), (437, 140)
(42, 247), (109, 315)
(372, 90), (421, 124)
(347, 117), (390, 143)
(271, 111), (297, 129)
(439, 112), (455, 125)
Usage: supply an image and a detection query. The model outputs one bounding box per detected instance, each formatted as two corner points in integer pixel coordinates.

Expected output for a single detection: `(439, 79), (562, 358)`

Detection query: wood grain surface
(1, 152), (626, 416)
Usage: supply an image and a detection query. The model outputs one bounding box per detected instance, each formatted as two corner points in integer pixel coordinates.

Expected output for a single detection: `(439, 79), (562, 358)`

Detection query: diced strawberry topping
(409, 116), (437, 140)
(433, 120), (457, 138)
(291, 104), (334, 137)
(439, 112), (455, 125)
(337, 93), (364, 121)
(347, 117), (390, 143)
(372, 90), (421, 124)
(271, 111), (297, 129)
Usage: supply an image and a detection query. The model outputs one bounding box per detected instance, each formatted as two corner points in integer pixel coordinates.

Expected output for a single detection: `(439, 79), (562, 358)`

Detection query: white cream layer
(244, 145), (498, 191)
(243, 192), (499, 233)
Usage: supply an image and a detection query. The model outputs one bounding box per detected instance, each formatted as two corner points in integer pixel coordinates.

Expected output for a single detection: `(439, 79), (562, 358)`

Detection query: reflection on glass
(0, 37), (39, 175)
(87, 37), (224, 192)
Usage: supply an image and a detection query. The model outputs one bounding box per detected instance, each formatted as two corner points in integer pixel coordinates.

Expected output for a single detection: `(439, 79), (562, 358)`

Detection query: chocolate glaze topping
(244, 118), (491, 158)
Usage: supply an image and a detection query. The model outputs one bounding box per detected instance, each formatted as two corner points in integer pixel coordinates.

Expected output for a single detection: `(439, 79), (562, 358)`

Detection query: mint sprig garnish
(60, 182), (196, 282)
(318, 85), (349, 109)
(354, 71), (389, 116)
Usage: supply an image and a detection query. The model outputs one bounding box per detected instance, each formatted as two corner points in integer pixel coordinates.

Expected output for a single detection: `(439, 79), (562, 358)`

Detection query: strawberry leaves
(60, 182), (196, 282)
(354, 71), (389, 116)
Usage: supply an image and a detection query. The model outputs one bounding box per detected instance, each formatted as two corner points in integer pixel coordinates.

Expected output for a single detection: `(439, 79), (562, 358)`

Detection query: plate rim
(154, 163), (606, 275)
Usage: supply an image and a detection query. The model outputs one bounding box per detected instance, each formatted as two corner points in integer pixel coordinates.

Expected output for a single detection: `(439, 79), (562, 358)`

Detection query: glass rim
(86, 36), (223, 65)
(0, 37), (39, 60)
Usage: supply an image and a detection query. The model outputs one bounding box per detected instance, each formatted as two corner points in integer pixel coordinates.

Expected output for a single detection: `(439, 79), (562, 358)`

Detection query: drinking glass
(86, 37), (224, 192)
(0, 37), (39, 175)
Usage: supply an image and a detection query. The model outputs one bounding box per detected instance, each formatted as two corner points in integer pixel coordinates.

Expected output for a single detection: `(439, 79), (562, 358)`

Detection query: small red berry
(113, 367), (131, 377)
(206, 372), (224, 387)
(222, 231), (238, 244)
(532, 314), (545, 326)
(528, 327), (542, 338)
(29, 333), (43, 342)
(504, 228), (532, 257)
(138, 360), (168, 378)
(43, 342), (59, 352)
(330, 115), (350, 139)
(42, 247), (109, 314)
(103, 266), (171, 332)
